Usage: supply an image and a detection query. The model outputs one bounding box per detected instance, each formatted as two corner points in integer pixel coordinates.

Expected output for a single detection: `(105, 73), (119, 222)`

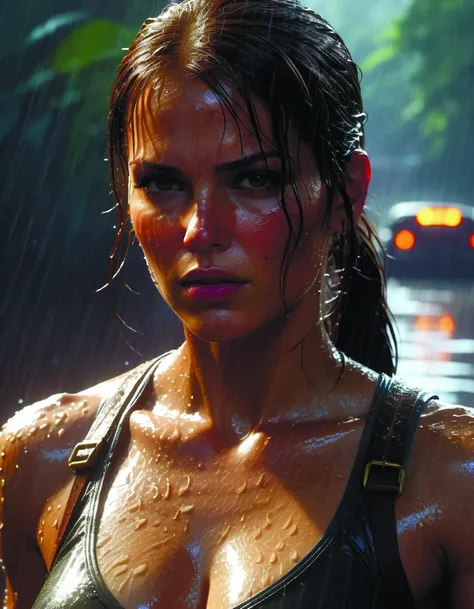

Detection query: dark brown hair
(107, 0), (397, 375)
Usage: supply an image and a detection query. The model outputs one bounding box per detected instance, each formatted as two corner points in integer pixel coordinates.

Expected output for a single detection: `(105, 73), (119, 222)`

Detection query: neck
(169, 298), (344, 445)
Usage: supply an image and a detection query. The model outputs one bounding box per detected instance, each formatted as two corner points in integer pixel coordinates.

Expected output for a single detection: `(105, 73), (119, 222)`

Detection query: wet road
(387, 279), (474, 406)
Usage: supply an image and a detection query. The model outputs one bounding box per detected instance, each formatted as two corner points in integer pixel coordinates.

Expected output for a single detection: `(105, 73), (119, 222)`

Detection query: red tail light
(394, 230), (415, 251)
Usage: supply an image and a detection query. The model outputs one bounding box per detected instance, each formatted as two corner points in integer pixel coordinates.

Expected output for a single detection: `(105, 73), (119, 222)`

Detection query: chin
(180, 309), (262, 343)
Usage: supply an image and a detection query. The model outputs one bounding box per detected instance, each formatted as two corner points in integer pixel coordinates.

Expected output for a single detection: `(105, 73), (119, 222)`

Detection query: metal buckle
(363, 460), (406, 496)
(68, 442), (101, 471)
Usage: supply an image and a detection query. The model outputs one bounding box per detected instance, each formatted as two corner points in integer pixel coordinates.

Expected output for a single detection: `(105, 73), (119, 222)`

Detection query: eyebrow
(129, 151), (290, 175)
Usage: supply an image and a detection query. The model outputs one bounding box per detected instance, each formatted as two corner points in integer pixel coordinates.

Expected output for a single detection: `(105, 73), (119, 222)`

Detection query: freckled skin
(2, 79), (474, 609)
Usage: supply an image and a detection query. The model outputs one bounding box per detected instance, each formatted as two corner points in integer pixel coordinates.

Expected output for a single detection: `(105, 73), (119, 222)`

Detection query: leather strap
(50, 353), (171, 568)
(363, 377), (438, 607)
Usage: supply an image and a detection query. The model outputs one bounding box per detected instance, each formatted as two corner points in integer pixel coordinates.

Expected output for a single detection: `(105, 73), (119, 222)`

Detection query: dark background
(1, 0), (473, 414)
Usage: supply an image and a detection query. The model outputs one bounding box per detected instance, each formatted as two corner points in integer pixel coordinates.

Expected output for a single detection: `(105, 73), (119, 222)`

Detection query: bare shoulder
(409, 397), (474, 607)
(0, 369), (130, 608)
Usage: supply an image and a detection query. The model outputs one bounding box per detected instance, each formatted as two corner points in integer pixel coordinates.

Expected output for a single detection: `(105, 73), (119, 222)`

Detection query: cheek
(236, 207), (291, 261)
(131, 203), (181, 261)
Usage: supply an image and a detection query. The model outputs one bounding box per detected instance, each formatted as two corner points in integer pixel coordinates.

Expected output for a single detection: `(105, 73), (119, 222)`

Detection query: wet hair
(108, 0), (398, 375)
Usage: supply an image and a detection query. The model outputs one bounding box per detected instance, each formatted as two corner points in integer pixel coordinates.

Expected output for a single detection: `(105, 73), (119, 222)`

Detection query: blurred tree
(362, 0), (474, 201)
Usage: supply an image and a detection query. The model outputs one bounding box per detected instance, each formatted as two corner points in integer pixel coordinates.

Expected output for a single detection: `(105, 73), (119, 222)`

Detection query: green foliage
(362, 0), (474, 164)
(52, 19), (136, 73)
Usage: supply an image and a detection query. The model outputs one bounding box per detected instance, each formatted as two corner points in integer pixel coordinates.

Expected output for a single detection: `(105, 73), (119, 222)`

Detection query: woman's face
(127, 76), (331, 342)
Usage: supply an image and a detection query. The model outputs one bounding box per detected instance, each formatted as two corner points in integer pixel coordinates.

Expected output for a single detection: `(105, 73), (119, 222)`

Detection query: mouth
(182, 279), (247, 286)
(180, 268), (249, 287)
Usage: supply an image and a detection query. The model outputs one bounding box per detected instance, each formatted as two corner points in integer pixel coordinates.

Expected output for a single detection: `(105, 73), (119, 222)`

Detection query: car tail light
(470, 233), (474, 249)
(416, 206), (463, 227)
(439, 314), (455, 334)
(394, 229), (415, 250)
(415, 313), (456, 335)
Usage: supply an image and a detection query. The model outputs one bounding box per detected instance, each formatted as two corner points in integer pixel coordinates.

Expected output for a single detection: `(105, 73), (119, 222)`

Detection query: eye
(235, 170), (284, 191)
(135, 173), (184, 193)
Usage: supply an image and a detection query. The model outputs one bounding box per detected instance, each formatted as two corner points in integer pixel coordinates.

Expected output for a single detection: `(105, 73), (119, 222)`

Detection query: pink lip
(181, 267), (246, 284)
(182, 282), (247, 302)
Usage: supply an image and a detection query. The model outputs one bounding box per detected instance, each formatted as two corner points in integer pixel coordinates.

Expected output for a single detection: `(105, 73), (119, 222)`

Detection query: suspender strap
(363, 376), (438, 608)
(51, 353), (170, 568)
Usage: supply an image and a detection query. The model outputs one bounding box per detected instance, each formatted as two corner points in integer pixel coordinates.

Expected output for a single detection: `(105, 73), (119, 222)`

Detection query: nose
(183, 197), (232, 253)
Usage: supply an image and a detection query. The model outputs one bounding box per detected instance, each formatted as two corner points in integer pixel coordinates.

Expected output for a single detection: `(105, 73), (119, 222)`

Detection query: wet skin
(1, 78), (474, 609)
(2, 361), (474, 609)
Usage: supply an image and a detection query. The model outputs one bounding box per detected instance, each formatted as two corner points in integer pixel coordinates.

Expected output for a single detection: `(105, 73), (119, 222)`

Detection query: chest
(40, 412), (441, 609)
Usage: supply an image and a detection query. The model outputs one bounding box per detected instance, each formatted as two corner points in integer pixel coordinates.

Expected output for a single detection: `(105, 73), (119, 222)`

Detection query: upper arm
(427, 402), (474, 609)
(0, 408), (49, 608)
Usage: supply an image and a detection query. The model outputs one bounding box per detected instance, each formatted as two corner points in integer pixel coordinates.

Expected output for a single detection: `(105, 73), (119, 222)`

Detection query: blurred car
(380, 201), (474, 279)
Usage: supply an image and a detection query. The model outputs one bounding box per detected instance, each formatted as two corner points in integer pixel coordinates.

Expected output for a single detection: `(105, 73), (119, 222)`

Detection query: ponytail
(328, 212), (398, 376)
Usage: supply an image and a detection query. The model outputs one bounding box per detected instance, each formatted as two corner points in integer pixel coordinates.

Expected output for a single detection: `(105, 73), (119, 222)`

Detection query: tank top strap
(362, 374), (439, 608)
(52, 351), (173, 568)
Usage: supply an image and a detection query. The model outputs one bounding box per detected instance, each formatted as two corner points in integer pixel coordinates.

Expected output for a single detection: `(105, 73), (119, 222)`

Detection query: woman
(1, 0), (473, 607)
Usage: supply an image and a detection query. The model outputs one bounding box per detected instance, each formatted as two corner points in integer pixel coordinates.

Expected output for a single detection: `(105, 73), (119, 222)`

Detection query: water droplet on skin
(0, 523), (4, 531)
(180, 504), (194, 514)
(240, 514), (247, 523)
(178, 475), (191, 496)
(150, 484), (159, 501)
(183, 521), (189, 532)
(39, 423), (48, 431)
(236, 482), (247, 494)
(129, 499), (142, 513)
(276, 541), (285, 552)
(256, 473), (265, 488)
(118, 577), (129, 593)
(290, 549), (299, 563)
(254, 529), (263, 540)
(114, 564), (128, 577)
(261, 570), (271, 587)
(163, 480), (171, 500)
(217, 524), (231, 544)
(173, 509), (181, 521)
(282, 516), (293, 530)
(97, 533), (112, 548)
(279, 562), (284, 576)
(29, 427), (38, 436)
(255, 550), (263, 564)
(118, 515), (127, 524)
(263, 514), (272, 529)
(135, 517), (148, 530)
(153, 520), (162, 528)
(108, 556), (130, 572)
(58, 429), (65, 439)
(133, 564), (148, 576)
(53, 519), (59, 529)
(288, 523), (298, 536)
(0, 479), (4, 488)
(269, 553), (277, 564)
